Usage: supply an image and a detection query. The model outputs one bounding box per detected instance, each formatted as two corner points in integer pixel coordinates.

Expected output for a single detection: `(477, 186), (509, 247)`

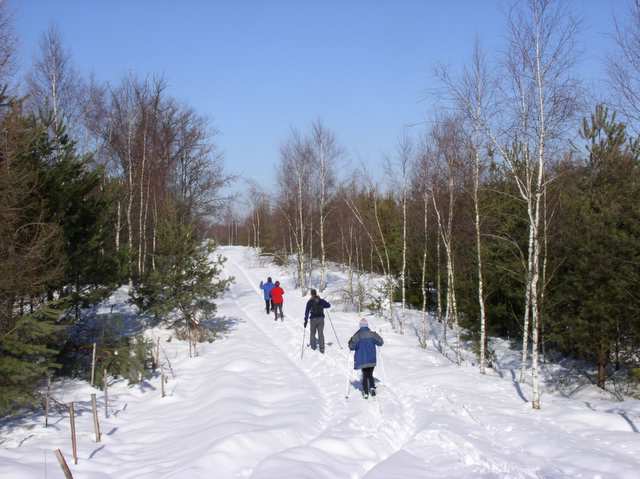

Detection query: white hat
(359, 318), (368, 327)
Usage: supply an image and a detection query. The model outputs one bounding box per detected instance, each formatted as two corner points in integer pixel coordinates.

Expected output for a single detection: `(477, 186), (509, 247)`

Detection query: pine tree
(40, 121), (120, 315)
(0, 100), (66, 415)
(0, 305), (65, 414)
(133, 204), (233, 349)
(549, 105), (640, 388)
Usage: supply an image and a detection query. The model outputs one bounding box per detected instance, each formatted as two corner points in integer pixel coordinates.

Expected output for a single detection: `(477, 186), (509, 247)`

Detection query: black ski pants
(273, 303), (283, 320)
(361, 367), (375, 394)
(264, 299), (273, 314)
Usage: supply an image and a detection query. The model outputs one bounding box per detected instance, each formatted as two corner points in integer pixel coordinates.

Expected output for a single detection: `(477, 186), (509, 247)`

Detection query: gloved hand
(304, 320), (308, 328)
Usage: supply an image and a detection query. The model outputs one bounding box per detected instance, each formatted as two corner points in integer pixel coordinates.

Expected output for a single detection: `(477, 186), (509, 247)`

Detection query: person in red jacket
(270, 281), (285, 321)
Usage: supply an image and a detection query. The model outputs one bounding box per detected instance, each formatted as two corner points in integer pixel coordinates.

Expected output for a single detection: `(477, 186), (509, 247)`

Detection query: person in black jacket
(304, 289), (331, 354)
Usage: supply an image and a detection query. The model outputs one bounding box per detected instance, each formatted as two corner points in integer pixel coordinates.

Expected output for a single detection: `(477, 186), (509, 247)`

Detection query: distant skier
(304, 289), (331, 354)
(271, 281), (285, 321)
(348, 318), (383, 399)
(259, 277), (275, 314)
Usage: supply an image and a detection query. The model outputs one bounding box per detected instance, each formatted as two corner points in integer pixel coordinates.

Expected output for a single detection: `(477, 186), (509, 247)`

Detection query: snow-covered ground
(2, 246), (640, 478)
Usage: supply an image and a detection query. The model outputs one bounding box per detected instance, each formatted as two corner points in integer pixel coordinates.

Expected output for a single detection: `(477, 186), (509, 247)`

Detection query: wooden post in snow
(54, 449), (74, 479)
(161, 367), (166, 398)
(103, 369), (109, 418)
(44, 375), (50, 428)
(91, 393), (101, 442)
(68, 402), (78, 465)
(90, 342), (97, 387)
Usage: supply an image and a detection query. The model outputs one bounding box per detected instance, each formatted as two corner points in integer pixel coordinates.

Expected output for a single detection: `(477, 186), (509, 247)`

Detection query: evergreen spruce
(548, 105), (640, 388)
(0, 100), (66, 415)
(133, 205), (234, 343)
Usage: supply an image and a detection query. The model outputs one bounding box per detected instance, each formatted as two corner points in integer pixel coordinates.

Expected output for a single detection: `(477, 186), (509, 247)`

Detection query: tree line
(218, 0), (640, 408)
(0, 7), (231, 416)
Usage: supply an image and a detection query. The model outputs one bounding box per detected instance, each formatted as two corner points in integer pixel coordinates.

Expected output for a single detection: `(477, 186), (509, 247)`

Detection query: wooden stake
(103, 369), (109, 418)
(155, 337), (160, 369)
(45, 375), (50, 428)
(91, 393), (101, 442)
(90, 342), (97, 387)
(68, 403), (78, 465)
(54, 449), (74, 479)
(161, 368), (166, 398)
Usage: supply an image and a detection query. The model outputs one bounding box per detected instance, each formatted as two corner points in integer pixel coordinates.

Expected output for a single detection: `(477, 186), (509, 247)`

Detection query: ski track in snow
(226, 255), (417, 478)
(1, 245), (640, 478)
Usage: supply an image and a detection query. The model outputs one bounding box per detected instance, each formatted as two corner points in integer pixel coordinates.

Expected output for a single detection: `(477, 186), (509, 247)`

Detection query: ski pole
(378, 346), (388, 386)
(326, 311), (343, 349)
(344, 353), (352, 399)
(300, 323), (307, 360)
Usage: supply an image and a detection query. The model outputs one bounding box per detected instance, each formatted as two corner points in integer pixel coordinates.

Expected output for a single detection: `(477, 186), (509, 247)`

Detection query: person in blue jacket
(259, 277), (275, 314)
(348, 318), (384, 398)
(304, 289), (331, 353)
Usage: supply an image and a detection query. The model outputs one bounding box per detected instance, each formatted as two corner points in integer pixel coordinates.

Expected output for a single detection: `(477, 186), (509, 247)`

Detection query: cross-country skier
(304, 289), (331, 354)
(348, 318), (383, 399)
(259, 277), (275, 314)
(271, 281), (285, 321)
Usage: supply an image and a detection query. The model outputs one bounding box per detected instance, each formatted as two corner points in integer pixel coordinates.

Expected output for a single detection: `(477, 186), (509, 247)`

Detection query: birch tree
(609, 0), (640, 131)
(430, 117), (464, 364)
(310, 120), (340, 292)
(442, 0), (579, 408)
(445, 42), (492, 374)
(106, 79), (138, 285)
(345, 175), (398, 328)
(0, 1), (16, 88)
(278, 131), (312, 294)
(413, 146), (431, 348)
(385, 134), (413, 317)
(26, 24), (83, 136)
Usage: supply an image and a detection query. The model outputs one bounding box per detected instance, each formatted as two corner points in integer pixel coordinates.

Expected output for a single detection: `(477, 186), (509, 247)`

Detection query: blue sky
(12, 0), (623, 193)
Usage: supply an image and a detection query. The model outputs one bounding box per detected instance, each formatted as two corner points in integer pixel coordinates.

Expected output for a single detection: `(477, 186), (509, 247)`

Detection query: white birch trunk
(433, 191), (459, 362)
(141, 173), (150, 275)
(298, 175), (305, 294)
(348, 225), (354, 303)
(256, 208), (261, 249)
(436, 228), (443, 326)
(373, 196), (395, 330)
(319, 200), (326, 292)
(530, 24), (547, 409)
(433, 196), (446, 345)
(115, 200), (121, 252)
(420, 192), (429, 348)
(319, 144), (327, 292)
(530, 196), (542, 410)
(50, 57), (59, 129)
(307, 209), (313, 288)
(152, 194), (157, 272)
(126, 117), (134, 287)
(520, 222), (534, 382)
(137, 129), (147, 277)
(401, 186), (407, 313)
(473, 146), (488, 374)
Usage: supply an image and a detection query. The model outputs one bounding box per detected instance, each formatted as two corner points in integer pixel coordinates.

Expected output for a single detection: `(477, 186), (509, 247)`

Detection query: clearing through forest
(1, 246), (639, 478)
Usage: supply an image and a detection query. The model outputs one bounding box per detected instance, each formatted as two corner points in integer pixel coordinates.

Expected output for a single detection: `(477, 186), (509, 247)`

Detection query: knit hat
(310, 288), (317, 297)
(275, 281), (280, 286)
(359, 318), (368, 327)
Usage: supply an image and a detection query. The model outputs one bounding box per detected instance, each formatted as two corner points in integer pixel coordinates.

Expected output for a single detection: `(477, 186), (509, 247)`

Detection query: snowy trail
(224, 251), (417, 478)
(2, 245), (640, 478)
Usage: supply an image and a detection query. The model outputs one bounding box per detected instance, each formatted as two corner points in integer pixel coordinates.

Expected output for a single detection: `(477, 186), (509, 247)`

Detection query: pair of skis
(300, 310), (342, 360)
(344, 350), (386, 403)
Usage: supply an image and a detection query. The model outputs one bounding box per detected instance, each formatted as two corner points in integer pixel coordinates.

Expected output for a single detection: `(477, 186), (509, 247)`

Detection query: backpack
(310, 298), (324, 318)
